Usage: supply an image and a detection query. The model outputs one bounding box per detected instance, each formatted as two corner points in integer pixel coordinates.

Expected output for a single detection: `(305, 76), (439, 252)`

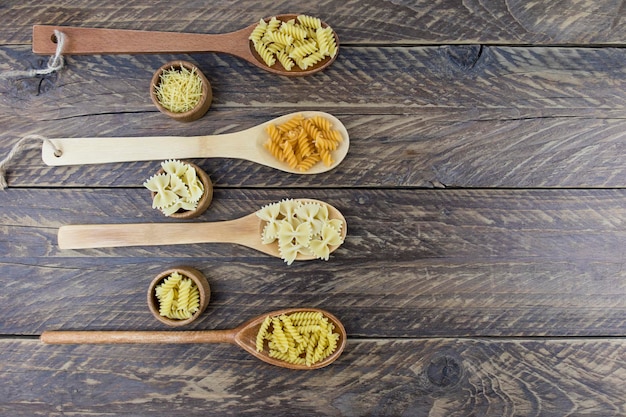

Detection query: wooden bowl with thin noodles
(150, 60), (212, 122)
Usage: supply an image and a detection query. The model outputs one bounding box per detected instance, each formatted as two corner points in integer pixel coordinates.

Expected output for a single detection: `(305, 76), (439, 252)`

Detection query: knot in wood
(6, 68), (57, 98)
(443, 45), (484, 70)
(426, 354), (461, 387)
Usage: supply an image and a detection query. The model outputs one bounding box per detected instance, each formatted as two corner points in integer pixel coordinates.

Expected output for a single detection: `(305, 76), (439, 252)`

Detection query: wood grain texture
(1, 1), (625, 415)
(3, 257), (626, 338)
(3, 45), (624, 119)
(1, 45), (624, 188)
(3, 112), (625, 188)
(2, 188), (625, 337)
(2, 338), (625, 416)
(1, 0), (625, 45)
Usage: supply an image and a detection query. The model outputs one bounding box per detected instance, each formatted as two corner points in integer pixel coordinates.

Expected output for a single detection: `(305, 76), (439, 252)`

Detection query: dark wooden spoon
(32, 14), (339, 76)
(41, 308), (347, 370)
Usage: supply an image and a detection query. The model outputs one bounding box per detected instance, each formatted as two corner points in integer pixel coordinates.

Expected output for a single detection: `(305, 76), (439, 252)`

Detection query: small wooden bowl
(150, 161), (213, 219)
(147, 266), (211, 327)
(150, 60), (212, 122)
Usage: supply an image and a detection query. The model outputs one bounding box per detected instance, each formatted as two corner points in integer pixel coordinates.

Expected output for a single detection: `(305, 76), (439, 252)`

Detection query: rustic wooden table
(1, 1), (625, 415)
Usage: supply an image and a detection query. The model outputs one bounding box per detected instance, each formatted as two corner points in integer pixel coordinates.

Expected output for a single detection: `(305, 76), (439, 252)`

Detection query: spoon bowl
(57, 198), (347, 261)
(246, 15), (339, 76)
(41, 111), (349, 175)
(40, 308), (347, 370)
(32, 14), (339, 76)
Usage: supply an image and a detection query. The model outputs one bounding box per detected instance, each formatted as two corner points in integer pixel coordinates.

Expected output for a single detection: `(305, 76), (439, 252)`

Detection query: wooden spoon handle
(41, 330), (236, 344)
(42, 131), (259, 166)
(32, 24), (254, 59)
(58, 223), (205, 249)
(57, 215), (261, 250)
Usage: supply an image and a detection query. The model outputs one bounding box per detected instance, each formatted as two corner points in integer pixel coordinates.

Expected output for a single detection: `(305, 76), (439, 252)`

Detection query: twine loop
(0, 30), (67, 189)
(0, 30), (66, 79)
(0, 135), (62, 190)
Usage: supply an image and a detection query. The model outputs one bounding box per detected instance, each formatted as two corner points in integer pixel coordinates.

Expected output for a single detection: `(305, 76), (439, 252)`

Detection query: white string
(0, 135), (62, 190)
(0, 30), (66, 79)
(0, 31), (66, 188)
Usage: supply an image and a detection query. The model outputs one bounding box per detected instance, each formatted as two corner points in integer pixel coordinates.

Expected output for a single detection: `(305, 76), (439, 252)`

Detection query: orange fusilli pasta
(263, 114), (342, 172)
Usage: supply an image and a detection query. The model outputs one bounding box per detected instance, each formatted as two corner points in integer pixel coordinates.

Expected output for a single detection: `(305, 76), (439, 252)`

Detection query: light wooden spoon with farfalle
(58, 199), (347, 262)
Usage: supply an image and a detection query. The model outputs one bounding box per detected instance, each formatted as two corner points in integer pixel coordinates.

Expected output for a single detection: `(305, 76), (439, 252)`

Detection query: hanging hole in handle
(43, 139), (63, 158)
(50, 34), (58, 44)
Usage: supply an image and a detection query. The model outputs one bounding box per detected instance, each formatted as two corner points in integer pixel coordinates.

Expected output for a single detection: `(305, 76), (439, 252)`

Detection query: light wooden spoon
(41, 308), (347, 370)
(32, 14), (339, 76)
(58, 199), (347, 261)
(41, 111), (349, 175)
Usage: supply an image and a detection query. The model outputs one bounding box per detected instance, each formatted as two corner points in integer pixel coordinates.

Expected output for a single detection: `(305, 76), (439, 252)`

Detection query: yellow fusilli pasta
(249, 19), (268, 44)
(297, 15), (322, 29)
(310, 114), (332, 131)
(256, 316), (272, 352)
(155, 272), (200, 320)
(278, 114), (304, 132)
(315, 27), (338, 57)
(276, 50), (295, 71)
(319, 148), (334, 167)
(266, 16), (281, 32)
(248, 15), (337, 71)
(289, 311), (324, 323)
(289, 40), (318, 60)
(263, 140), (284, 162)
(279, 22), (308, 40)
(254, 42), (277, 67)
(281, 141), (299, 169)
(255, 311), (340, 366)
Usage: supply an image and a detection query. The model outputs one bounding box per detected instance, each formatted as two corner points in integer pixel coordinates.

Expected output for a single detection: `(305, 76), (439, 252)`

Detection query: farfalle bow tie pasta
(256, 199), (344, 265)
(143, 160), (205, 216)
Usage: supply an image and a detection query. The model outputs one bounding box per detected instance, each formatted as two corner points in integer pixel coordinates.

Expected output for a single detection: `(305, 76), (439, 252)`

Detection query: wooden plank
(5, 188), (625, 261)
(3, 46), (624, 120)
(1, 0), (625, 45)
(4, 112), (625, 188)
(2, 338), (625, 416)
(2, 188), (625, 337)
(2, 2), (623, 415)
(3, 258), (626, 338)
(1, 45), (625, 188)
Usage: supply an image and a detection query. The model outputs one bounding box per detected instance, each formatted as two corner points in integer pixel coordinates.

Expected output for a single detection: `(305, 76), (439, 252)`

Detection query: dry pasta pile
(256, 311), (340, 367)
(143, 160), (205, 216)
(249, 15), (338, 71)
(264, 114), (343, 172)
(256, 199), (344, 265)
(154, 66), (203, 113)
(155, 272), (200, 320)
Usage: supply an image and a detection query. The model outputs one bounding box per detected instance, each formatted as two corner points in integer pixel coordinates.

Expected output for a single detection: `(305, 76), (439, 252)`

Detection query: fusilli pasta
(248, 15), (337, 71)
(255, 311), (340, 366)
(154, 272), (200, 320)
(263, 114), (343, 172)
